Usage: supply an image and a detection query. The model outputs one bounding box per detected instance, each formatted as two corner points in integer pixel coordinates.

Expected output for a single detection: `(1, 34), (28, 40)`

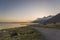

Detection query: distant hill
(44, 13), (60, 23)
(32, 15), (53, 24)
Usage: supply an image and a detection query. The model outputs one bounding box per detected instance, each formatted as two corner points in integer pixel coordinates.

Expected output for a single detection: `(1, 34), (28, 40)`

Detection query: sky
(0, 0), (60, 22)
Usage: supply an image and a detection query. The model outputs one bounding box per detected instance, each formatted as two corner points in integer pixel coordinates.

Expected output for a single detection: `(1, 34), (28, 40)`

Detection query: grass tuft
(0, 26), (41, 40)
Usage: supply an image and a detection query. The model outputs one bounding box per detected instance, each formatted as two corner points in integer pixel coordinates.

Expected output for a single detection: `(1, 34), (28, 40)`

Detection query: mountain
(32, 15), (53, 24)
(44, 13), (60, 23)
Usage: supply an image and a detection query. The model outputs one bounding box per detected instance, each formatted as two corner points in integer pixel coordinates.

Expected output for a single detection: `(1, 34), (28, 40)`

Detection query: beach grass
(0, 26), (41, 40)
(30, 23), (60, 29)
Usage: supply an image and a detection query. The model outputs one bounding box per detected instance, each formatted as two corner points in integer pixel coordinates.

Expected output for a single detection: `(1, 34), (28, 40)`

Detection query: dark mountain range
(44, 13), (60, 23)
(32, 15), (53, 24)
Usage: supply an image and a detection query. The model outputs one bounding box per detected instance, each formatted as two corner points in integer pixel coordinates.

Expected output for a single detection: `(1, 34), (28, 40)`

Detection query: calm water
(0, 22), (38, 29)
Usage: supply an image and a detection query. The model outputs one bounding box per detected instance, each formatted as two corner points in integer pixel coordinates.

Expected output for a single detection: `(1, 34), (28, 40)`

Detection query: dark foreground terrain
(0, 26), (41, 40)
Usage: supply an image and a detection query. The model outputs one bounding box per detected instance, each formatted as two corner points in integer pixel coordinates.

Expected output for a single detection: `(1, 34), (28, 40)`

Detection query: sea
(0, 22), (38, 29)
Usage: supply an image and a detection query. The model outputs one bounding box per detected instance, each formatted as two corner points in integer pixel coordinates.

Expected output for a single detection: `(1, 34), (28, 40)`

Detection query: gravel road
(31, 27), (60, 40)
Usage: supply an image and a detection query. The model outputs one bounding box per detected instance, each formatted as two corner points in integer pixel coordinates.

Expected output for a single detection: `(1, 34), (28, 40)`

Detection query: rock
(10, 31), (18, 37)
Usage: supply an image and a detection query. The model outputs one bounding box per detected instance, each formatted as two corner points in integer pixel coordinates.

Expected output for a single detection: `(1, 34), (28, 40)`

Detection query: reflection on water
(0, 22), (38, 29)
(0, 24), (26, 29)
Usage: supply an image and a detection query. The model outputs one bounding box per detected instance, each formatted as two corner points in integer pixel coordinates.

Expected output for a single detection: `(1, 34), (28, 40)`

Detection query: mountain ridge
(44, 13), (60, 23)
(32, 15), (53, 24)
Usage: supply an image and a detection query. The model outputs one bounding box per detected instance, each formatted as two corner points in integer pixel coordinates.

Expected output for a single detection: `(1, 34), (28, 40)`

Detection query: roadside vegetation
(30, 23), (60, 29)
(0, 26), (41, 40)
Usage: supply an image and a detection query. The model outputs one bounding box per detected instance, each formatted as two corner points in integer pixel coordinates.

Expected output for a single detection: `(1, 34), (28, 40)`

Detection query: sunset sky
(0, 0), (60, 22)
